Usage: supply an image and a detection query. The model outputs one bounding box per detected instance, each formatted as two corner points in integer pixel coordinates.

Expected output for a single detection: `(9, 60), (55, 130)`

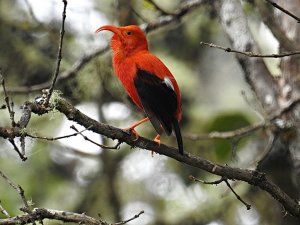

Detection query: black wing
(134, 68), (178, 136)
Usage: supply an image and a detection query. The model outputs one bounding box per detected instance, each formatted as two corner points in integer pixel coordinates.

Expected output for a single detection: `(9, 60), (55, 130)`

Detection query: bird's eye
(126, 31), (132, 36)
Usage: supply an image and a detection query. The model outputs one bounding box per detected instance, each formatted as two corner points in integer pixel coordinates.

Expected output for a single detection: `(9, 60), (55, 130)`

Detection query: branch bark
(1, 97), (297, 218)
(48, 97), (300, 219)
(0, 208), (107, 225)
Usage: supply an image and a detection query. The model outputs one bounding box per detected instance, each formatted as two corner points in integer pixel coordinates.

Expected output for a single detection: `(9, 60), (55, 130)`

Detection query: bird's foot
(153, 134), (161, 146)
(122, 127), (140, 141)
(151, 134), (161, 157)
(122, 118), (149, 141)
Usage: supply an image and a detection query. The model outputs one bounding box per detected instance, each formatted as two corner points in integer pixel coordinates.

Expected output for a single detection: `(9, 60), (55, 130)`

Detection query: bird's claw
(122, 128), (140, 141)
(151, 134), (161, 157)
(153, 135), (161, 146)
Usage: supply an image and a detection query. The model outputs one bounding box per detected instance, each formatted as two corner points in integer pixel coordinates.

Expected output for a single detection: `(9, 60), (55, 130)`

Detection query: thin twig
(186, 96), (300, 142)
(256, 133), (278, 171)
(45, 0), (67, 106)
(27, 125), (121, 150)
(189, 175), (224, 185)
(200, 41), (300, 58)
(20, 136), (26, 156)
(223, 179), (251, 210)
(27, 125), (93, 141)
(0, 170), (30, 211)
(0, 207), (109, 225)
(70, 125), (122, 150)
(114, 210), (144, 225)
(5, 46), (109, 94)
(265, 0), (300, 23)
(1, 72), (16, 126)
(8, 139), (27, 161)
(190, 175), (251, 210)
(185, 122), (264, 141)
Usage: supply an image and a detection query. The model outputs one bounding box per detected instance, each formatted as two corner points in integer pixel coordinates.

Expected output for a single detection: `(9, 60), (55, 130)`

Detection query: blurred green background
(0, 0), (298, 225)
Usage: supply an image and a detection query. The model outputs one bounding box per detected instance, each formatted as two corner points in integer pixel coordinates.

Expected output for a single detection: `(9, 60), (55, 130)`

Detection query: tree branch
(3, 96), (295, 218)
(217, 0), (280, 112)
(265, 0), (300, 23)
(0, 170), (30, 211)
(0, 95), (300, 218)
(190, 175), (251, 210)
(45, 0), (67, 106)
(0, 208), (107, 225)
(200, 41), (300, 58)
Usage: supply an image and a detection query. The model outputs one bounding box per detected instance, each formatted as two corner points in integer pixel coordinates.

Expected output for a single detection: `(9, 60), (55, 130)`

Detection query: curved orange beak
(95, 25), (122, 37)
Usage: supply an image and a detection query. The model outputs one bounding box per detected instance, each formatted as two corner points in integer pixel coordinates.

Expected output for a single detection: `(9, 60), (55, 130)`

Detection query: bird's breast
(113, 57), (143, 109)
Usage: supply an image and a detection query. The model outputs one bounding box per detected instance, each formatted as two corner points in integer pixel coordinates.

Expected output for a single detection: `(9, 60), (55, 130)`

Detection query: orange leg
(153, 134), (161, 146)
(123, 117), (149, 140)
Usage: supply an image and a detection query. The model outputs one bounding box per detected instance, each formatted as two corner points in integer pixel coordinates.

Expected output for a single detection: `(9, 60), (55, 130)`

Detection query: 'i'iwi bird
(96, 25), (184, 154)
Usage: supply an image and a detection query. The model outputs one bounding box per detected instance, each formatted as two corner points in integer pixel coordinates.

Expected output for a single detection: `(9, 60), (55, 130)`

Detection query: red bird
(96, 25), (183, 154)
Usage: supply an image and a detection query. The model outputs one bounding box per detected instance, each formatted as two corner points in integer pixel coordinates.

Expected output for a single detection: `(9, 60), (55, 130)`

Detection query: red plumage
(96, 25), (183, 154)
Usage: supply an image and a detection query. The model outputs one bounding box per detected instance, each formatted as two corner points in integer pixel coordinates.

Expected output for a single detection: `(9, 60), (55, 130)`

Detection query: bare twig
(189, 175), (224, 185)
(190, 175), (251, 210)
(70, 125), (121, 150)
(0, 208), (107, 225)
(143, 0), (203, 32)
(5, 46), (110, 94)
(0, 206), (144, 225)
(185, 122), (264, 141)
(27, 125), (121, 150)
(223, 179), (251, 210)
(114, 210), (144, 225)
(27, 125), (93, 141)
(20, 136), (26, 156)
(256, 133), (278, 171)
(1, 72), (16, 126)
(265, 0), (300, 23)
(45, 0), (67, 106)
(186, 96), (300, 142)
(200, 41), (300, 58)
(0, 97), (300, 218)
(0, 170), (30, 211)
(8, 139), (27, 161)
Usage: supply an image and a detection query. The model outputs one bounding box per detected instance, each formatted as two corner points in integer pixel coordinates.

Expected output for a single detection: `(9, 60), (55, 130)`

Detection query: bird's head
(96, 25), (148, 56)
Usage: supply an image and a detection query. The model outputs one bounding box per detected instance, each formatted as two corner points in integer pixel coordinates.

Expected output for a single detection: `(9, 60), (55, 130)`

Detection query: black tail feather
(172, 118), (183, 155)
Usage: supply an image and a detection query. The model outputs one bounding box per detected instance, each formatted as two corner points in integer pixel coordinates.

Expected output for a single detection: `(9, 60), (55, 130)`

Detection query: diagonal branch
(200, 41), (300, 58)
(51, 98), (300, 218)
(190, 175), (251, 210)
(0, 170), (30, 211)
(217, 0), (280, 113)
(0, 96), (300, 218)
(1, 72), (16, 126)
(265, 0), (300, 23)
